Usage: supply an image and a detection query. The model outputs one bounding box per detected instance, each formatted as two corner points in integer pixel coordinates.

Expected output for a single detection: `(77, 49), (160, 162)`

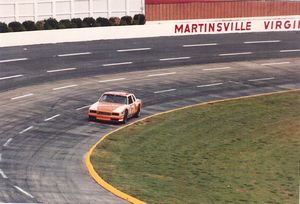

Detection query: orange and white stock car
(88, 91), (142, 124)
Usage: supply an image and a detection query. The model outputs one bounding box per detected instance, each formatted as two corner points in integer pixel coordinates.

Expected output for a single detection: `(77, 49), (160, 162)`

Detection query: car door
(132, 94), (139, 111)
(128, 95), (135, 116)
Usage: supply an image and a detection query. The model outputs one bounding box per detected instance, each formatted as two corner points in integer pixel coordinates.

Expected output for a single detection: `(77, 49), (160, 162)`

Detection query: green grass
(91, 91), (300, 204)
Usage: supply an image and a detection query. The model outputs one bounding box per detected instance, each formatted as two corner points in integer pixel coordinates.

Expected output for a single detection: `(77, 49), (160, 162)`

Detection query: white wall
(1, 16), (299, 47)
(0, 0), (145, 23)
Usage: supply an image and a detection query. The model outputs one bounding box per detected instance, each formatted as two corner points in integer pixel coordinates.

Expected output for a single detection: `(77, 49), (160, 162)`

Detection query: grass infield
(91, 91), (300, 204)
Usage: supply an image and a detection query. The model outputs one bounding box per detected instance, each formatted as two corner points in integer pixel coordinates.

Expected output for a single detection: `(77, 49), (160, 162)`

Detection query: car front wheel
(122, 110), (128, 124)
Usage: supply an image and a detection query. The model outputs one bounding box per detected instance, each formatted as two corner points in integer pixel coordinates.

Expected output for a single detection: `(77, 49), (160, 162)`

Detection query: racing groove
(0, 33), (300, 203)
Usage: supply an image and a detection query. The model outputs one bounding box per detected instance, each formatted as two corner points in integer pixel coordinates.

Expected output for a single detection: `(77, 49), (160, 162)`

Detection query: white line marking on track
(44, 114), (60, 122)
(3, 138), (12, 147)
(280, 49), (300, 53)
(183, 43), (218, 47)
(159, 57), (190, 61)
(0, 74), (24, 81)
(47, 67), (77, 73)
(154, 89), (176, 94)
(243, 40), (281, 44)
(5, 202), (38, 204)
(219, 52), (252, 56)
(14, 186), (34, 198)
(76, 105), (90, 111)
(261, 62), (290, 66)
(248, 77), (275, 82)
(0, 153), (2, 162)
(52, 84), (78, 91)
(197, 83), (223, 88)
(98, 78), (126, 83)
(57, 52), (91, 57)
(11, 93), (34, 100)
(0, 169), (8, 179)
(102, 62), (132, 67)
(0, 58), (28, 63)
(117, 48), (151, 52)
(19, 126), (34, 134)
(147, 72), (176, 77)
(203, 67), (231, 71)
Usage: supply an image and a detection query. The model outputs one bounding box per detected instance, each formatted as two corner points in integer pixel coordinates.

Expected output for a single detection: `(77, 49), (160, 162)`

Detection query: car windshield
(99, 94), (127, 104)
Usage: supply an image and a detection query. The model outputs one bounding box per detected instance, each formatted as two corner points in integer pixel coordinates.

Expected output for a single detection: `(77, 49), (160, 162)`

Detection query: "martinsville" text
(175, 19), (300, 33)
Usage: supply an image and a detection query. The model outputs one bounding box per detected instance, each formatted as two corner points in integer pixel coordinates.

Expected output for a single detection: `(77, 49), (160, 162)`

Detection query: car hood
(90, 102), (125, 113)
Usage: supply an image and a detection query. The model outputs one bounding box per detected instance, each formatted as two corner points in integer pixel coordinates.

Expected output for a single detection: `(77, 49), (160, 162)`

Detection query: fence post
(141, 0), (145, 14)
(34, 0), (38, 22)
(53, 0), (56, 19)
(14, 2), (19, 22)
(107, 0), (111, 18)
(71, 0), (74, 19)
(126, 0), (129, 16)
(89, 0), (93, 17)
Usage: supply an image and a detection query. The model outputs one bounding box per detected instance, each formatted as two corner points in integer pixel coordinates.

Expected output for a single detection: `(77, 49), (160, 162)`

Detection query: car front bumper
(88, 113), (123, 122)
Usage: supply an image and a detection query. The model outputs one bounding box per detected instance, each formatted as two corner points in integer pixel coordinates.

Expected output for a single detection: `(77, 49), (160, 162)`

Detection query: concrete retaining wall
(1, 15), (299, 47)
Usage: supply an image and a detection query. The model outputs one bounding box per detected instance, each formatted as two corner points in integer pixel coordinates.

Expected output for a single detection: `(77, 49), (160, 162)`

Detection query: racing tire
(122, 110), (128, 124)
(135, 105), (141, 118)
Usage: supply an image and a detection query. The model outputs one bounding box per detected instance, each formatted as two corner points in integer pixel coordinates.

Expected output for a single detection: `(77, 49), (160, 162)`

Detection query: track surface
(0, 32), (300, 203)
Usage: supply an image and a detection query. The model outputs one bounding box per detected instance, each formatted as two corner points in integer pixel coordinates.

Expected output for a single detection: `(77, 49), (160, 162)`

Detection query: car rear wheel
(135, 105), (141, 118)
(122, 110), (128, 124)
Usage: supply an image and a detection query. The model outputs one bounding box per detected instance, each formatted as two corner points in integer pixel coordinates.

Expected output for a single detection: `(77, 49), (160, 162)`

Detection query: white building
(0, 0), (145, 23)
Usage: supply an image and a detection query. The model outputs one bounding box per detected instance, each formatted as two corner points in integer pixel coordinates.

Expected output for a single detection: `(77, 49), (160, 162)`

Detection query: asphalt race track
(0, 31), (299, 203)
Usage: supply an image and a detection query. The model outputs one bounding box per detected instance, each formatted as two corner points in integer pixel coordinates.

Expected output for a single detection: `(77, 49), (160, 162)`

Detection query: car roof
(103, 91), (131, 97)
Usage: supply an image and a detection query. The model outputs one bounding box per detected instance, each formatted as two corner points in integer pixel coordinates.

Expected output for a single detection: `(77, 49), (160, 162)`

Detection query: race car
(88, 91), (142, 124)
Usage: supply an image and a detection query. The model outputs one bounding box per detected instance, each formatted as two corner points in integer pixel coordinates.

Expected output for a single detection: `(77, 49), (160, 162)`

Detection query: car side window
(128, 96), (133, 104)
(132, 95), (136, 102)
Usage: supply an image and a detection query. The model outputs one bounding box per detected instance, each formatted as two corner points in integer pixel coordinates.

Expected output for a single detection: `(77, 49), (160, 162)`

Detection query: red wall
(147, 0), (237, 3)
(145, 0), (300, 21)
